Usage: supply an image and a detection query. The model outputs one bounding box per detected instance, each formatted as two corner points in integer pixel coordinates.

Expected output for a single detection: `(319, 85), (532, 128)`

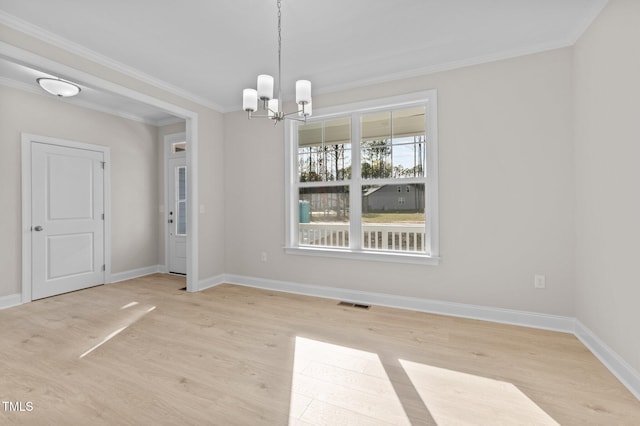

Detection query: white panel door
(31, 142), (105, 300)
(168, 156), (187, 274)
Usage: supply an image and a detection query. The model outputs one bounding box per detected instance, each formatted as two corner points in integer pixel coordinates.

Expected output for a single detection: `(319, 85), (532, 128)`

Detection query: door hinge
(101, 213), (105, 220)
(102, 264), (106, 272)
(101, 161), (106, 169)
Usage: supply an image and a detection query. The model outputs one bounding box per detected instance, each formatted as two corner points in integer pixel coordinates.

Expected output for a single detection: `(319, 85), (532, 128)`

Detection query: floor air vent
(338, 301), (371, 310)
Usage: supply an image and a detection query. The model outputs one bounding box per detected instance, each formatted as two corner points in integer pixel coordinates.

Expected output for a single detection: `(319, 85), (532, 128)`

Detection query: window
(171, 141), (186, 153)
(285, 91), (439, 264)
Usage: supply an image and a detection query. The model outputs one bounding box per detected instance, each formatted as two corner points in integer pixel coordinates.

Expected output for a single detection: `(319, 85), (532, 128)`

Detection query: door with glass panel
(168, 156), (187, 274)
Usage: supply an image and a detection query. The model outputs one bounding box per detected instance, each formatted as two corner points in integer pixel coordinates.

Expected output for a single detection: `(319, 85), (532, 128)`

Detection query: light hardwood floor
(1, 274), (638, 425)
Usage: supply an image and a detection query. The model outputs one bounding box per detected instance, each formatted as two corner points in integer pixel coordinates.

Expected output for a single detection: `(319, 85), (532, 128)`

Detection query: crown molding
(305, 1), (609, 99)
(0, 10), (224, 112)
(565, 0), (609, 45)
(229, 2), (608, 113)
(1, 40), (196, 121)
(228, 38), (577, 113)
(2, 2), (608, 114)
(0, 75), (176, 126)
(156, 116), (186, 127)
(316, 40), (575, 100)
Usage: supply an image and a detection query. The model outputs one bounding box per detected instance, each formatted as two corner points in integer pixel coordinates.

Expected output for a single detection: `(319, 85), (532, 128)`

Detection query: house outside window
(285, 91), (439, 264)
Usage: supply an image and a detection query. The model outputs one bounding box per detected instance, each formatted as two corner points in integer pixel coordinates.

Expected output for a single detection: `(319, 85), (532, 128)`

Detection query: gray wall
(0, 85), (160, 295)
(574, 0), (640, 377)
(1, 22), (226, 284)
(224, 48), (575, 316)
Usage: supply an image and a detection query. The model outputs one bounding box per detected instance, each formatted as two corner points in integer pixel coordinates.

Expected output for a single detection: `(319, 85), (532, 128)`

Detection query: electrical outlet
(534, 274), (546, 289)
(260, 251), (267, 262)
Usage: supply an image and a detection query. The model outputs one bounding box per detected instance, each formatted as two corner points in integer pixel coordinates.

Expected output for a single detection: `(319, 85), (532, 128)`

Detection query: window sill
(284, 246), (440, 265)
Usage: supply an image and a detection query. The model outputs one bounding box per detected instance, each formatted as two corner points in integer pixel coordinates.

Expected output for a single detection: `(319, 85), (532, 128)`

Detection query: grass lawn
(362, 212), (425, 223)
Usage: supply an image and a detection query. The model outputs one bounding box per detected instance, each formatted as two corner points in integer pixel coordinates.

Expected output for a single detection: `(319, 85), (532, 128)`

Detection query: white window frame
(284, 91), (440, 265)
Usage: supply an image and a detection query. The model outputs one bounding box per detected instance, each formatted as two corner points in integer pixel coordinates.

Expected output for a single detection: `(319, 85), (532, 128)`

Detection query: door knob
(33, 226), (43, 231)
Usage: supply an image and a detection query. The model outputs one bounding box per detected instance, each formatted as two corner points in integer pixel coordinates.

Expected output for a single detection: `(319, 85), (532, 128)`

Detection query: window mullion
(390, 111), (394, 178)
(350, 112), (362, 250)
(425, 101), (438, 257)
(287, 120), (298, 248)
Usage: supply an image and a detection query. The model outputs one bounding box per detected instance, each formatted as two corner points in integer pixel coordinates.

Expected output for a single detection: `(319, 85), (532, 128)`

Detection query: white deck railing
(299, 223), (425, 252)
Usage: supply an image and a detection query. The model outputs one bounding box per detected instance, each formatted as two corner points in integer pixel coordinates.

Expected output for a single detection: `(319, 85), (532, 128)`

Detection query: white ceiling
(0, 0), (607, 114)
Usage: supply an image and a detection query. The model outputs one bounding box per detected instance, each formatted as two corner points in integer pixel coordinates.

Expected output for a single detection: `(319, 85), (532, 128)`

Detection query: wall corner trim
(0, 293), (22, 311)
(574, 320), (640, 400)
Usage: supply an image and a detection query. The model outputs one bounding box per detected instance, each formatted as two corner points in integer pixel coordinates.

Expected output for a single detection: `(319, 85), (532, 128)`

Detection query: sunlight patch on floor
(79, 326), (127, 359)
(79, 305), (156, 359)
(289, 336), (411, 425)
(399, 359), (559, 425)
(287, 337), (559, 425)
(120, 301), (139, 310)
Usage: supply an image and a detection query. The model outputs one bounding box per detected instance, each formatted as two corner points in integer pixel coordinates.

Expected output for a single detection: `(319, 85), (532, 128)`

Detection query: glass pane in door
(176, 166), (187, 236)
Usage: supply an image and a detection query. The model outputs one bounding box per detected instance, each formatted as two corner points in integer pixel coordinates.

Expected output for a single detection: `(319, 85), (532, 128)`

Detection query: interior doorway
(165, 133), (187, 275)
(6, 43), (200, 294)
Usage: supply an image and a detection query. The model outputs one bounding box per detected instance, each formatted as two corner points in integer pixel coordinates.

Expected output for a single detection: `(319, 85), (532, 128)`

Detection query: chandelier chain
(277, 0), (282, 108)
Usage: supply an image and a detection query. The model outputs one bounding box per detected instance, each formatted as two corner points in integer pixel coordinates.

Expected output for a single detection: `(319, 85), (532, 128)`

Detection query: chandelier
(242, 0), (312, 124)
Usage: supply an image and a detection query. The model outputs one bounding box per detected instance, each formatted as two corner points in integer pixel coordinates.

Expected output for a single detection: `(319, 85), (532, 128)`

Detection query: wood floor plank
(0, 274), (638, 425)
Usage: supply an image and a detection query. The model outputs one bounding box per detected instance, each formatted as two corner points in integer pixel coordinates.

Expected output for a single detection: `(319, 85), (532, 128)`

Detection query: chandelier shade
(243, 89), (258, 112)
(295, 80), (311, 105)
(268, 99), (279, 118)
(257, 75), (274, 101)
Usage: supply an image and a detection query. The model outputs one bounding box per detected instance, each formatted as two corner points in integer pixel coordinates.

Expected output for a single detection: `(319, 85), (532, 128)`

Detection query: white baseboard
(110, 265), (164, 283)
(574, 320), (640, 400)
(0, 293), (22, 310)
(46, 268), (640, 401)
(213, 274), (638, 400)
(197, 274), (227, 292)
(221, 274), (574, 333)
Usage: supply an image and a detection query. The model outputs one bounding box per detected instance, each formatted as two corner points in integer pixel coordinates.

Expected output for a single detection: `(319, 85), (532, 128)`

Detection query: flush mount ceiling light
(242, 0), (312, 124)
(36, 77), (81, 97)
